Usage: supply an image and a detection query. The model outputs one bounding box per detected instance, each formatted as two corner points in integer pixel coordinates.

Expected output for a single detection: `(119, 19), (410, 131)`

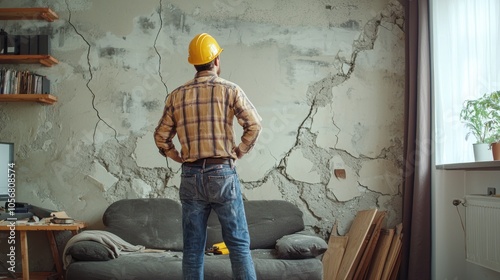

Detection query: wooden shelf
(0, 55), (58, 67)
(0, 94), (57, 104)
(0, 8), (58, 105)
(0, 8), (58, 22)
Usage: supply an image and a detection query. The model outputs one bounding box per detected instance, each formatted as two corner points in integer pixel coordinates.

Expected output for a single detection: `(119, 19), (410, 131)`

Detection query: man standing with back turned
(154, 33), (261, 280)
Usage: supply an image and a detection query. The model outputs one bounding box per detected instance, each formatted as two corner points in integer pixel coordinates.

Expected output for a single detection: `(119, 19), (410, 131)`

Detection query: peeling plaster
(244, 180), (283, 201)
(131, 178), (153, 198)
(135, 132), (166, 168)
(359, 159), (401, 195)
(311, 106), (340, 149)
(327, 155), (361, 201)
(86, 161), (119, 192)
(286, 149), (322, 184)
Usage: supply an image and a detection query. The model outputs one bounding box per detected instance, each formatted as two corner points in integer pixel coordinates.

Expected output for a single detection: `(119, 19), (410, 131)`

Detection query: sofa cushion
(66, 250), (323, 280)
(67, 241), (112, 262)
(66, 253), (183, 280)
(207, 200), (305, 249)
(103, 198), (183, 251)
(275, 233), (328, 259)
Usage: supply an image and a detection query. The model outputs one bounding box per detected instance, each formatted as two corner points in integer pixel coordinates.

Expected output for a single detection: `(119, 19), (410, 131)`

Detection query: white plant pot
(473, 143), (493, 161)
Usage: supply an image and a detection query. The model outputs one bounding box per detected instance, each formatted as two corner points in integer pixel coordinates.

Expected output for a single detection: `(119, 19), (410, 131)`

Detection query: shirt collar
(195, 70), (218, 79)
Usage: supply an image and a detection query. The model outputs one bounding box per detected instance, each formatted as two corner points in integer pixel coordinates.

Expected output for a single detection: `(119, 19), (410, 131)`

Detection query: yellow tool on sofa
(208, 242), (229, 255)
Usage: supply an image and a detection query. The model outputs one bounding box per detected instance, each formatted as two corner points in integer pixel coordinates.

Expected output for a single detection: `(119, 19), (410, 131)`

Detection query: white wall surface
(433, 169), (500, 279)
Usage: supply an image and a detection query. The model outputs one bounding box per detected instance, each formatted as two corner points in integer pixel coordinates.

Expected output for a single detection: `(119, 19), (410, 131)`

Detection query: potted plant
(460, 90), (500, 161)
(491, 133), (500, 160)
(486, 91), (500, 160)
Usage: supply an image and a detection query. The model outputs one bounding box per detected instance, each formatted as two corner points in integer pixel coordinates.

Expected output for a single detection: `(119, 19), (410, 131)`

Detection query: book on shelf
(0, 68), (51, 95)
(0, 31), (51, 55)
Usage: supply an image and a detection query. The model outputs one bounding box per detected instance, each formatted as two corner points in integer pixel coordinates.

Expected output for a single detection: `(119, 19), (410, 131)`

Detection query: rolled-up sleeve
(234, 89), (262, 155)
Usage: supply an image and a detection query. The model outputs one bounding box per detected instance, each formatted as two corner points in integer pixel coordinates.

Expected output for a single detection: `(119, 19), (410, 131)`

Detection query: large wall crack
(154, 0), (170, 95)
(65, 0), (120, 147)
(153, 0), (178, 173)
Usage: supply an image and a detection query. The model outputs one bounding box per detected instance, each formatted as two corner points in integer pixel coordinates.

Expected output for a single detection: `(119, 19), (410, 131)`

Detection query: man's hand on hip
(167, 150), (183, 163)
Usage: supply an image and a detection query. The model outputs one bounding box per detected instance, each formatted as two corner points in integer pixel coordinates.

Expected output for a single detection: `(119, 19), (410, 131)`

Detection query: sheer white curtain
(432, 0), (500, 164)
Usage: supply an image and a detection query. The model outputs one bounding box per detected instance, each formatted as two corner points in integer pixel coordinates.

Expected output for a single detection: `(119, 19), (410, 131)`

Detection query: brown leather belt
(184, 158), (232, 166)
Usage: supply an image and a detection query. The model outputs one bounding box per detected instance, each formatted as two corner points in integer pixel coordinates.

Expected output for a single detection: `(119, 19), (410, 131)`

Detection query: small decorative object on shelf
(492, 142), (500, 160)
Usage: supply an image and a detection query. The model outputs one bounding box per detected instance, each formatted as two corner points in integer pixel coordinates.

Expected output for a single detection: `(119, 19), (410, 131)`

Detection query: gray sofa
(64, 198), (326, 280)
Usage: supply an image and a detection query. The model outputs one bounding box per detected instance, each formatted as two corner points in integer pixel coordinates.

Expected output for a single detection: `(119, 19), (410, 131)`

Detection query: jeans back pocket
(180, 173), (199, 200)
(206, 174), (237, 204)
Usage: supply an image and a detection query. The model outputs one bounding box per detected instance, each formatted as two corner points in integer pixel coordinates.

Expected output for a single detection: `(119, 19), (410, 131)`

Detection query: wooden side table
(0, 221), (86, 280)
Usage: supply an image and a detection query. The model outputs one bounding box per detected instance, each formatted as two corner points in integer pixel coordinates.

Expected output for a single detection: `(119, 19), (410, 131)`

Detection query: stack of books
(0, 29), (50, 55)
(0, 69), (50, 94)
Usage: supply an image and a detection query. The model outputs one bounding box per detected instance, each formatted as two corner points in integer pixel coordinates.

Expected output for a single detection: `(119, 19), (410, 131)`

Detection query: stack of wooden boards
(322, 209), (403, 280)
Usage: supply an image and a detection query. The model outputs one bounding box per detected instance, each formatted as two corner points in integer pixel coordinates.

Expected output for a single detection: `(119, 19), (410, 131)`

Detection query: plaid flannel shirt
(154, 70), (262, 162)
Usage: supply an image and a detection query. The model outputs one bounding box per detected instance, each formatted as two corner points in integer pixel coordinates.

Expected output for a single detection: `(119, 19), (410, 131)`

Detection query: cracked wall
(0, 0), (405, 243)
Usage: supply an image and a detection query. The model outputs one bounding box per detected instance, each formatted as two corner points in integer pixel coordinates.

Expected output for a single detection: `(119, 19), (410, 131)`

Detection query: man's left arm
(234, 91), (262, 158)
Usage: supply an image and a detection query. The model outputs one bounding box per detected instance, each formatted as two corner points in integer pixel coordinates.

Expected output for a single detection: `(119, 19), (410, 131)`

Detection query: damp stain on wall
(99, 47), (127, 58)
(138, 16), (156, 32)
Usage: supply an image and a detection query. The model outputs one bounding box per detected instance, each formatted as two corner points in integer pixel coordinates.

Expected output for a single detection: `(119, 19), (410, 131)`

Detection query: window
(431, 0), (500, 164)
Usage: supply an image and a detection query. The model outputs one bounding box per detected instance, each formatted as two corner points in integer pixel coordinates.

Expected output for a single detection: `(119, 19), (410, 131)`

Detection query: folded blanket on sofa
(63, 230), (146, 269)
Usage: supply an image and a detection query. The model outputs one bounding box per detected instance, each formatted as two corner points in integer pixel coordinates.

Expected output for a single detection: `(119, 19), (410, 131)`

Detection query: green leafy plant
(459, 90), (500, 144)
(488, 91), (500, 143)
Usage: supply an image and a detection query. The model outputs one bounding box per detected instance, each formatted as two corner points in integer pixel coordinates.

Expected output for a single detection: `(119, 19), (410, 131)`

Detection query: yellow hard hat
(188, 33), (223, 65)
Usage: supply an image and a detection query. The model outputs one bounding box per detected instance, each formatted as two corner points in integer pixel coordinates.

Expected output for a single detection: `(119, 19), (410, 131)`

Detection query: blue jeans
(180, 162), (257, 280)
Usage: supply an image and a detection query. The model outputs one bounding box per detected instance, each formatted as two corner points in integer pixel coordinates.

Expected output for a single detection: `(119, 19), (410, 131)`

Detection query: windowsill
(436, 161), (500, 171)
